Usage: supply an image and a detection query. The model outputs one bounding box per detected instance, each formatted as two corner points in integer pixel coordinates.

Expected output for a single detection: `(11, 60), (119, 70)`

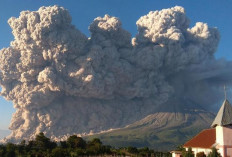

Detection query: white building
(183, 99), (232, 157)
(171, 150), (182, 157)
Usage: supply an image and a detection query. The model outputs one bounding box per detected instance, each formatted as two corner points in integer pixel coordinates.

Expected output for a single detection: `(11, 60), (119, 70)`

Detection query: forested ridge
(0, 133), (171, 157)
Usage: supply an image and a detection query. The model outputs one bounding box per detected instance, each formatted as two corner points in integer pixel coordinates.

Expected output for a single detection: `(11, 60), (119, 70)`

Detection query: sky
(0, 0), (232, 131)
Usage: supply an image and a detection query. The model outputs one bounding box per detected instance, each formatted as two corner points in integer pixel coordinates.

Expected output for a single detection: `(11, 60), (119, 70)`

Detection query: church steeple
(211, 99), (232, 128)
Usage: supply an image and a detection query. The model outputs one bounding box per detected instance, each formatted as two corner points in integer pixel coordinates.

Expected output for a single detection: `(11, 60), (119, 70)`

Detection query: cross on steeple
(224, 85), (227, 100)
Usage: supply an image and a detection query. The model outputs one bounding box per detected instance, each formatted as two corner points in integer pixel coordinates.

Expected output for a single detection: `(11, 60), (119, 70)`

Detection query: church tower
(211, 99), (232, 157)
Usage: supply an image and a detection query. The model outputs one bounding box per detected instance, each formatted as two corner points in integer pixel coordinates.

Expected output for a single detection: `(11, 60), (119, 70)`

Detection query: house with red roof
(183, 128), (216, 155)
(179, 99), (232, 157)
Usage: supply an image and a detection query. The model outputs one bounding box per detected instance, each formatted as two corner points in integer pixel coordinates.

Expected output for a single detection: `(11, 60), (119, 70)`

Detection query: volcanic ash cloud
(0, 5), (231, 142)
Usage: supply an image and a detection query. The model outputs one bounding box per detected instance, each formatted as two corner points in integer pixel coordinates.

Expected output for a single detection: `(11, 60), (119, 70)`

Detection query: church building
(182, 99), (232, 157)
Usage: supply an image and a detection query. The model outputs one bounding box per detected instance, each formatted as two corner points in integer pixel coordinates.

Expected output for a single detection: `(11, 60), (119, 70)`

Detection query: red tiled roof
(183, 128), (216, 149)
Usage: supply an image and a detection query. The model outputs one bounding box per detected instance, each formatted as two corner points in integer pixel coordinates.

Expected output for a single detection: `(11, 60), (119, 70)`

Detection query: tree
(87, 138), (103, 155)
(60, 141), (68, 148)
(101, 145), (112, 154)
(176, 145), (185, 151)
(50, 147), (67, 157)
(5, 143), (16, 157)
(88, 138), (102, 145)
(207, 147), (221, 157)
(197, 152), (206, 157)
(0, 133), (166, 156)
(35, 132), (56, 150)
(0, 144), (6, 157)
(138, 147), (152, 156)
(127, 146), (138, 154)
(182, 147), (194, 157)
(67, 135), (86, 149)
(17, 140), (26, 155)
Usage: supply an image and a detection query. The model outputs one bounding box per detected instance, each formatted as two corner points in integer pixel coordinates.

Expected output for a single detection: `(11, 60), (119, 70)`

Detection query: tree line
(0, 132), (171, 157)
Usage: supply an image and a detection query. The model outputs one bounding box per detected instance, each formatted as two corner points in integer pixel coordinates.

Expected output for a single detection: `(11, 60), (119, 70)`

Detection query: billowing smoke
(0, 6), (231, 142)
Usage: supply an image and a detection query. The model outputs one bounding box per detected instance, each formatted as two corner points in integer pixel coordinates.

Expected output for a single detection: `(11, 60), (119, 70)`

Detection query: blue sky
(0, 0), (232, 130)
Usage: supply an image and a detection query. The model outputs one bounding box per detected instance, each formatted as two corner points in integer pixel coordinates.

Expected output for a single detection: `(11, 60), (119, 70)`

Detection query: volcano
(85, 99), (215, 151)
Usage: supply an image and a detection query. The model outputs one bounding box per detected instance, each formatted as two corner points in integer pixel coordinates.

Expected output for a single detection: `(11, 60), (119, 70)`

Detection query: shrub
(197, 152), (206, 157)
(207, 147), (221, 157)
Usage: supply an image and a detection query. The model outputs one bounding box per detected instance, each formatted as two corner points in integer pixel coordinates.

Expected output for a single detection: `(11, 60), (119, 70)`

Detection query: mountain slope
(85, 100), (215, 151)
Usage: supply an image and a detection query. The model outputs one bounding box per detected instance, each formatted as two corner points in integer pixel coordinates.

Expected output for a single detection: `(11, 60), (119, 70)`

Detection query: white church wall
(216, 146), (224, 157)
(171, 152), (181, 157)
(192, 148), (211, 157)
(216, 126), (224, 145)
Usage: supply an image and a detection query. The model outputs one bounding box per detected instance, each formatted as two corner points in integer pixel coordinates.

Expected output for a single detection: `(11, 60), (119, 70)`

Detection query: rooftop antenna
(224, 85), (227, 100)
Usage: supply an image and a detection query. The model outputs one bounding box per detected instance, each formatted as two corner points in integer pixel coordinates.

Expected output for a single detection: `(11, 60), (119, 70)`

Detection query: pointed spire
(211, 99), (232, 128)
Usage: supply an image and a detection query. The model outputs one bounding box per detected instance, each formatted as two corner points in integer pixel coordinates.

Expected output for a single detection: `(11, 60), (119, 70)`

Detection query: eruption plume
(0, 5), (231, 142)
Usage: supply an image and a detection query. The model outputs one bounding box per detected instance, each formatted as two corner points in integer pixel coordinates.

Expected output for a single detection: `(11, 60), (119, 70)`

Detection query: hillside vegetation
(86, 100), (215, 151)
(0, 133), (171, 157)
